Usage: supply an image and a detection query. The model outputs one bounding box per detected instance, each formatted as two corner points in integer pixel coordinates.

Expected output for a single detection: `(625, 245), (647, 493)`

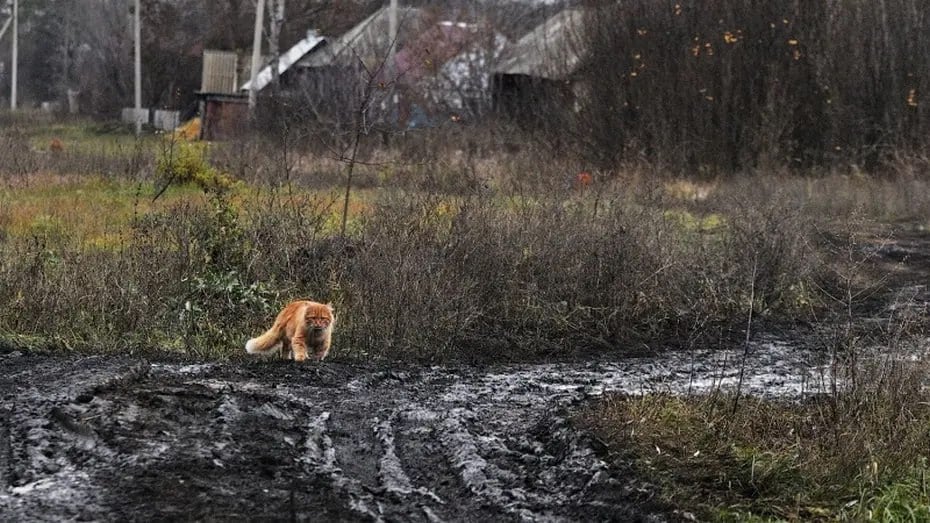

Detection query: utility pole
(267, 0), (285, 92)
(387, 0), (397, 126)
(388, 0), (397, 71)
(248, 0), (265, 113)
(11, 0), (17, 110)
(134, 0), (142, 135)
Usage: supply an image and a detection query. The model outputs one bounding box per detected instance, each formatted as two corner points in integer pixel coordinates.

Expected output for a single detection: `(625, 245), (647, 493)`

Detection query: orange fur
(245, 300), (335, 362)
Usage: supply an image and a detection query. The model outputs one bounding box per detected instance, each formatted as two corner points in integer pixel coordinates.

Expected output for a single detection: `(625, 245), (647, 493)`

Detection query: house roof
(296, 6), (429, 71)
(492, 8), (587, 80)
(240, 30), (326, 92)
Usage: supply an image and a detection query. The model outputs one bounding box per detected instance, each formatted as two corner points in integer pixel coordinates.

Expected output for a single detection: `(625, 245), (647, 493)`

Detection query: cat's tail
(245, 324), (283, 354)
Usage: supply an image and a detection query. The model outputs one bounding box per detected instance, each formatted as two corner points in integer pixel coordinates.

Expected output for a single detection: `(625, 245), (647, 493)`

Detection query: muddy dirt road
(0, 342), (823, 522)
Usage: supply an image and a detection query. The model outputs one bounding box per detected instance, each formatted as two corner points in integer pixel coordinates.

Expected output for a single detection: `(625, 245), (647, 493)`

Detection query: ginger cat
(246, 300), (335, 362)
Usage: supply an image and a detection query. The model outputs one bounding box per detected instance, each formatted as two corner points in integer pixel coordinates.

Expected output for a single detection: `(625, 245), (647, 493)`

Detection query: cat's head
(306, 302), (335, 330)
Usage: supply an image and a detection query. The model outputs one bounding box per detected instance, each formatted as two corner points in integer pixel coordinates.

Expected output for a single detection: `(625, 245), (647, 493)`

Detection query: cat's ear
(326, 302), (334, 312)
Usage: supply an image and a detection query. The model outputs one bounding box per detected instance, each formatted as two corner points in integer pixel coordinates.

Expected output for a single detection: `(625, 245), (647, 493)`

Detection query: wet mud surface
(0, 342), (823, 522)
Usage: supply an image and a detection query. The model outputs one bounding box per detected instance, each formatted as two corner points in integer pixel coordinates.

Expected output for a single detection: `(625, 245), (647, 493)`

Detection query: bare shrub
(0, 170), (824, 360)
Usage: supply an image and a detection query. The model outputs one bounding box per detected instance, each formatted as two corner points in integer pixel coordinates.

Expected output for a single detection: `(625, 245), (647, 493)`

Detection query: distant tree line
(563, 0), (930, 172)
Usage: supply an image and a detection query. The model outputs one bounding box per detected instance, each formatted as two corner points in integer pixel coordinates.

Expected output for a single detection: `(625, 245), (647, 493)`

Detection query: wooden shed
(198, 50), (248, 140)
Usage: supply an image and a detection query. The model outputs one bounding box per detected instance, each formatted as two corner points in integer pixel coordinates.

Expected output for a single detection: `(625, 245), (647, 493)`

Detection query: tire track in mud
(0, 342), (824, 521)
(0, 407), (11, 490)
(0, 353), (145, 520)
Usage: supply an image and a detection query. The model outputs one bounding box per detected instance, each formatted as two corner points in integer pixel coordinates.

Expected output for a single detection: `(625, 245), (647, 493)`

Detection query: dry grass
(0, 168), (824, 360)
(0, 175), (198, 246)
(0, 119), (929, 362)
(578, 362), (930, 521)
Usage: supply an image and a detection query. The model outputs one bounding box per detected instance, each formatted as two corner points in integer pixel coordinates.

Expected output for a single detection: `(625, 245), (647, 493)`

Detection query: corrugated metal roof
(202, 50), (239, 94)
(493, 8), (587, 80)
(240, 31), (326, 92)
